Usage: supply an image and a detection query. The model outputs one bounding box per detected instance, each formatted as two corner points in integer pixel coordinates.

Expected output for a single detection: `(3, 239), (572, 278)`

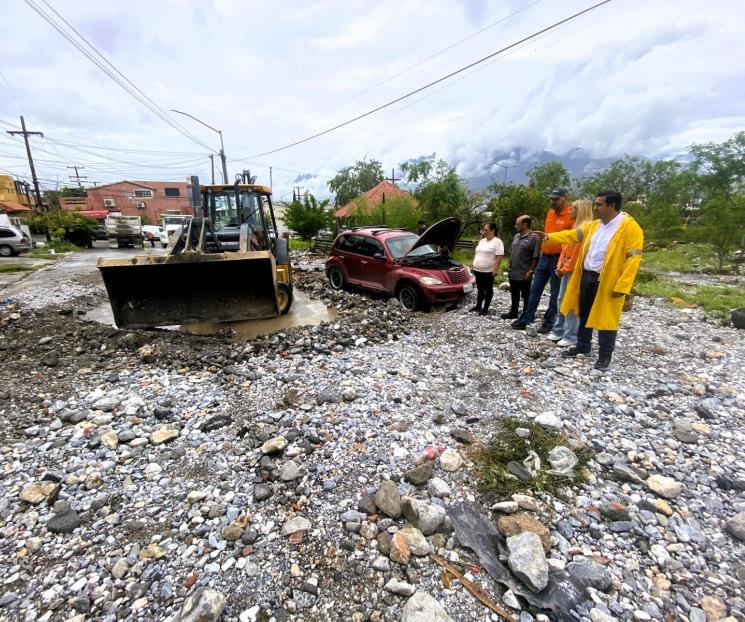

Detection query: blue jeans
(551, 274), (579, 343)
(519, 254), (560, 326)
(576, 270), (617, 356)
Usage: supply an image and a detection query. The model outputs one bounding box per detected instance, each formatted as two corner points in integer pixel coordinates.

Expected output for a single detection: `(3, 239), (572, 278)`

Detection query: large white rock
(281, 516), (311, 536)
(398, 526), (432, 556)
(261, 436), (287, 454)
(401, 497), (446, 536)
(439, 448), (464, 472)
(402, 592), (454, 622)
(507, 531), (549, 593)
(646, 474), (682, 499)
(173, 588), (226, 622)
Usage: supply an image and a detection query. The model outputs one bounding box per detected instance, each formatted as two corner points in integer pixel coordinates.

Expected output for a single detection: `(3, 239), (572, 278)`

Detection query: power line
(23, 0), (217, 153)
(246, 0), (612, 159)
(242, 0), (545, 151)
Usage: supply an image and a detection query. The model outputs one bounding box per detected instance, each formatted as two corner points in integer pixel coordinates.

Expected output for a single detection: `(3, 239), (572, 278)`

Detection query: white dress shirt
(584, 212), (625, 272)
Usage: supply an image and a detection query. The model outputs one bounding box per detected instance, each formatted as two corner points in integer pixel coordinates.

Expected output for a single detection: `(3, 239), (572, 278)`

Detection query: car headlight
(418, 276), (442, 285)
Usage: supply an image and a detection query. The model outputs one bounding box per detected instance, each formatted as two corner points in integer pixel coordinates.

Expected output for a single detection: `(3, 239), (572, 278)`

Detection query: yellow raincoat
(546, 214), (644, 331)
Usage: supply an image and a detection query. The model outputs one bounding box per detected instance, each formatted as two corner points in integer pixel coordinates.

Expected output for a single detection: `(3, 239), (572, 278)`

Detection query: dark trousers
(508, 278), (532, 315)
(576, 270), (617, 357)
(520, 254), (561, 327)
(474, 271), (494, 311)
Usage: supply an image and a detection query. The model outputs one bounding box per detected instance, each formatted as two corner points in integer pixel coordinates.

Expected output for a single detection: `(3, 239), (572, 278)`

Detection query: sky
(1, 0), (743, 201)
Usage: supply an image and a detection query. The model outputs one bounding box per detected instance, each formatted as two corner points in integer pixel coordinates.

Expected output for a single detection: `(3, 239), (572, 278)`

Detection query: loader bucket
(97, 251), (280, 328)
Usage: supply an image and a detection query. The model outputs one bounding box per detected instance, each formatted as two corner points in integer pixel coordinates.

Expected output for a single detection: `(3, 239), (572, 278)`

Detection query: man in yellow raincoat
(537, 191), (643, 371)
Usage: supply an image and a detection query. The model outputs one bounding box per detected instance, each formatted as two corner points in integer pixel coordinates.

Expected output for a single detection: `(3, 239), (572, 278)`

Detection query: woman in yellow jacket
(538, 191), (643, 371)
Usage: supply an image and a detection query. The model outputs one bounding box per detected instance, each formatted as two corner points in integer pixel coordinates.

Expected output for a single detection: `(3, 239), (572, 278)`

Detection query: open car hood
(402, 217), (462, 258)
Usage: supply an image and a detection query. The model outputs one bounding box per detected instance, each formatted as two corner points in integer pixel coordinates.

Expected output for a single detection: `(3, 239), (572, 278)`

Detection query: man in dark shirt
(502, 215), (541, 319)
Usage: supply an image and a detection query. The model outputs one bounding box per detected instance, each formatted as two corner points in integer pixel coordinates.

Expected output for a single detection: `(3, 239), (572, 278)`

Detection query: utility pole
(6, 116), (44, 211)
(67, 165), (87, 188)
(171, 109), (227, 184)
(294, 186), (304, 202)
(209, 154), (215, 184)
(387, 168), (400, 186)
(269, 166), (273, 196)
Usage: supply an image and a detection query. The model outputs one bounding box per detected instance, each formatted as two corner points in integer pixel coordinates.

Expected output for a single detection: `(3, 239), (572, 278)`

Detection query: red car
(325, 218), (475, 311)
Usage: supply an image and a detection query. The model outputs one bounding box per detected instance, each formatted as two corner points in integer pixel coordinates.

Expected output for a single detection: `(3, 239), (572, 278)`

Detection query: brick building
(60, 180), (193, 224)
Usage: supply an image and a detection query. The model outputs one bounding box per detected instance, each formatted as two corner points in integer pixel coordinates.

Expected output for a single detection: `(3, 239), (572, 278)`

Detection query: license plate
(463, 283), (473, 293)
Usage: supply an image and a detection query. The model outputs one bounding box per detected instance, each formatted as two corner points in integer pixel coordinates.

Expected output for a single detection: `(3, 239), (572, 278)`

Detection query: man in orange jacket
(511, 186), (575, 332)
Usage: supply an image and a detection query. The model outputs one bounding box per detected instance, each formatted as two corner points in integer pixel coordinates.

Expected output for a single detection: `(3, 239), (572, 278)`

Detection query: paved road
(0, 242), (166, 297)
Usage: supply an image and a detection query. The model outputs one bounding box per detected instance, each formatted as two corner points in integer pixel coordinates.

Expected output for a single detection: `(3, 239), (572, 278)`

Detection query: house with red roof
(334, 180), (414, 219)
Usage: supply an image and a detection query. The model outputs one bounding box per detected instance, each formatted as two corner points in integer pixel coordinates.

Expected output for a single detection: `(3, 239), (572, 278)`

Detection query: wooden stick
(431, 554), (517, 622)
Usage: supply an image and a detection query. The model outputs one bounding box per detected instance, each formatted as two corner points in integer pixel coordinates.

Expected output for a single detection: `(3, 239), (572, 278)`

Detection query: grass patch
(642, 243), (721, 273)
(289, 238), (309, 251)
(633, 271), (745, 317)
(470, 417), (592, 498)
(0, 264), (37, 273)
(28, 240), (81, 259)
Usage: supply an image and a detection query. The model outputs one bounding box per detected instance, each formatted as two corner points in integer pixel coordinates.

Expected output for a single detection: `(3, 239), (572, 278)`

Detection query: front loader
(97, 179), (293, 328)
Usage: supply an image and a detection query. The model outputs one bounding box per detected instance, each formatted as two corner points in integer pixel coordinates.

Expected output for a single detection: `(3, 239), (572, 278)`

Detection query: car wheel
(327, 266), (345, 290)
(277, 282), (293, 315)
(0, 245), (14, 257)
(398, 283), (420, 311)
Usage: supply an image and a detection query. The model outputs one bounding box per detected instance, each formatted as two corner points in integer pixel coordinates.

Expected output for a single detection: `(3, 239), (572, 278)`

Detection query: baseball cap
(550, 186), (569, 198)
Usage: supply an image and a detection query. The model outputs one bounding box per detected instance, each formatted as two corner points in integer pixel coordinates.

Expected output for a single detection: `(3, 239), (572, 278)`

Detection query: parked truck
(106, 214), (143, 249)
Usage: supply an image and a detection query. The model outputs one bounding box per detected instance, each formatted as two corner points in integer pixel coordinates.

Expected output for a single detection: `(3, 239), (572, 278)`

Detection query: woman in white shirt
(470, 223), (504, 316)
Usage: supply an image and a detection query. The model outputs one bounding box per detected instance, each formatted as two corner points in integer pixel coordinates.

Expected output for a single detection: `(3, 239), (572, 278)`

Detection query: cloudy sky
(1, 0), (743, 199)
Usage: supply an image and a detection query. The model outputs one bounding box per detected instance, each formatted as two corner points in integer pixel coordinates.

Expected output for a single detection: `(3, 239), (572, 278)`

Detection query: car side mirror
(373, 252), (385, 260)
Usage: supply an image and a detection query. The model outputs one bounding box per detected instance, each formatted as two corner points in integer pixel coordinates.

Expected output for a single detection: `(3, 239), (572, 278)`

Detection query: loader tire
(277, 283), (293, 315)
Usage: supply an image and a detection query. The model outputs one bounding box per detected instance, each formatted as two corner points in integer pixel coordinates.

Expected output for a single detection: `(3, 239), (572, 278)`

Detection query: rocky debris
(507, 531), (549, 593)
(402, 592), (454, 622)
(20, 481), (58, 505)
(439, 448), (464, 471)
(174, 588), (226, 622)
(403, 461), (435, 486)
(726, 512), (745, 541)
(646, 474), (683, 498)
(46, 509), (80, 534)
(261, 435), (287, 454)
(2, 251), (745, 622)
(401, 497), (446, 536)
(398, 526), (432, 556)
(497, 513), (551, 553)
(149, 425), (180, 445)
(374, 479), (402, 518)
(389, 532), (411, 565)
(384, 579), (416, 596)
(428, 477), (451, 498)
(281, 516), (311, 536)
(731, 307), (745, 329)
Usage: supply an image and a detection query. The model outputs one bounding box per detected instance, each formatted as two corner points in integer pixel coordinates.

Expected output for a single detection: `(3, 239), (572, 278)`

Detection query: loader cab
(202, 184), (276, 249)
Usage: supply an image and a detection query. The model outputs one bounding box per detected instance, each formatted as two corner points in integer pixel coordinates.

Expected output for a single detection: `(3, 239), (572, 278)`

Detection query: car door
(334, 234), (364, 284)
(358, 237), (389, 291)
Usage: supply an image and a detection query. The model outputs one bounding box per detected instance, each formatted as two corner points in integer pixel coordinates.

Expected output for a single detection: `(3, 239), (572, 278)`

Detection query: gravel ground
(0, 251), (743, 622)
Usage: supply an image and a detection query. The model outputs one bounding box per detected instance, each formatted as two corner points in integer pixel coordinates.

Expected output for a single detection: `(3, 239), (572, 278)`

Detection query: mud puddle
(85, 288), (337, 339)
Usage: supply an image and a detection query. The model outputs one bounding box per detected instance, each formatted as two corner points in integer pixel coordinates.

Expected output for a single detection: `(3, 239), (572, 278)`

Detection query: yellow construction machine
(97, 178), (293, 328)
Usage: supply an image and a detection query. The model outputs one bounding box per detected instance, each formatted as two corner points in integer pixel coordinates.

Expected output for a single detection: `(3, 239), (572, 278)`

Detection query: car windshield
(385, 235), (438, 259)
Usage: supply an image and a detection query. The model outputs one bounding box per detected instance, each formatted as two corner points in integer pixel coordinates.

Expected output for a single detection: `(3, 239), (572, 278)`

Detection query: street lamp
(171, 109), (228, 184)
(494, 161), (513, 184)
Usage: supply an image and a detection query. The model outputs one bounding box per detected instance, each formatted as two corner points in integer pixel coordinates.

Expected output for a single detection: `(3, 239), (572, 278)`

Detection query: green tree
(42, 186), (87, 211)
(690, 131), (745, 270)
(25, 211), (98, 247)
(328, 158), (384, 207)
(348, 196), (422, 232)
(578, 155), (651, 201)
(526, 161), (570, 194)
(486, 182), (547, 250)
(283, 193), (331, 245)
(400, 157), (470, 224)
